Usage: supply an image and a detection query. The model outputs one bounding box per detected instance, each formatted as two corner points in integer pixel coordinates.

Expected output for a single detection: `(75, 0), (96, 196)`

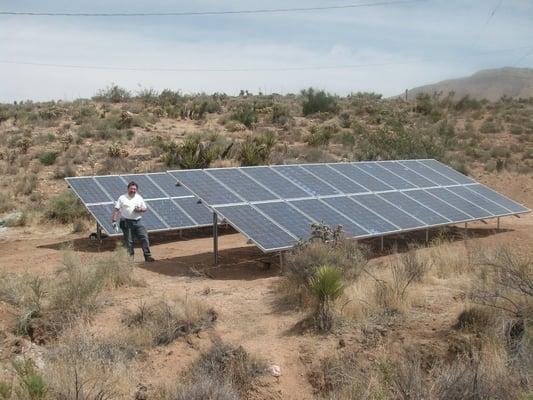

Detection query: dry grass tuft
(123, 296), (217, 345)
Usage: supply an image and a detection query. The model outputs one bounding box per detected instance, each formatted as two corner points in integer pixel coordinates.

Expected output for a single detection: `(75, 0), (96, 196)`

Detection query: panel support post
(425, 228), (429, 245)
(464, 222), (468, 241)
(96, 222), (102, 243)
(279, 252), (284, 273)
(213, 212), (219, 265)
(380, 236), (384, 252)
(497, 217), (500, 231)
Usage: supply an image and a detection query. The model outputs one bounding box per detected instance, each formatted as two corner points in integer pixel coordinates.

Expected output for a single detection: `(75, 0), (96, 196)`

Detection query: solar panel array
(169, 160), (530, 253)
(66, 173), (213, 236)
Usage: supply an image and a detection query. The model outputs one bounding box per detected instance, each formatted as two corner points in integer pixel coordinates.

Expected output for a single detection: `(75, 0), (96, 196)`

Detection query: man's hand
(112, 221), (119, 233)
(134, 206), (146, 213)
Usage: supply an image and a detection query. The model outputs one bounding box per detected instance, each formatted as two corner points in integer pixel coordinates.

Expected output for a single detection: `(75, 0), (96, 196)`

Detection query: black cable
(0, 0), (426, 17)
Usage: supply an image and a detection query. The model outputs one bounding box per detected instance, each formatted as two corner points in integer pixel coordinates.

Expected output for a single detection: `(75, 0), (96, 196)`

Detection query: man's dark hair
(127, 181), (138, 189)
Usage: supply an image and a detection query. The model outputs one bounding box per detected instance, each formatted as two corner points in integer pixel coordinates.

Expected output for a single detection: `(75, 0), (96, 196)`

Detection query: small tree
(309, 265), (344, 331)
(301, 88), (338, 116)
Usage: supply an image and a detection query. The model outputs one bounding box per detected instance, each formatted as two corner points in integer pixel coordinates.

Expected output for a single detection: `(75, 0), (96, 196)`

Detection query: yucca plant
(309, 265), (344, 331)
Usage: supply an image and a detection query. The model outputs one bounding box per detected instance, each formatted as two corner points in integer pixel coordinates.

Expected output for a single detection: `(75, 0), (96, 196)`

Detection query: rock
(338, 338), (346, 348)
(0, 212), (24, 227)
(268, 364), (281, 377)
(135, 384), (148, 400)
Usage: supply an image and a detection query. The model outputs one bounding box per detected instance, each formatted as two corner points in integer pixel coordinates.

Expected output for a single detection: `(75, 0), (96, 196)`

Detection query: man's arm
(112, 197), (121, 222)
(135, 198), (148, 213)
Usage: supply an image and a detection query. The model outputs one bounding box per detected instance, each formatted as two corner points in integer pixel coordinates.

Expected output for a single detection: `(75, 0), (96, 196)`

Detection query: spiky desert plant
(310, 265), (344, 331)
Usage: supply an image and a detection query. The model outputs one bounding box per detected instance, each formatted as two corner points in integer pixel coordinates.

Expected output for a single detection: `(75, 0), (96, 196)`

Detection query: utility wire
(513, 47), (533, 67)
(0, 0), (426, 17)
(469, 0), (503, 48)
(0, 60), (419, 72)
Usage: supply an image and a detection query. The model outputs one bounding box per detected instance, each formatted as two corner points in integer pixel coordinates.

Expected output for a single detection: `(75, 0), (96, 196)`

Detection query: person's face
(128, 185), (137, 196)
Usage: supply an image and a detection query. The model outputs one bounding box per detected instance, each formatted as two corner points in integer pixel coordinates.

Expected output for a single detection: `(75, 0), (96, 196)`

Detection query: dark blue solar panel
(356, 162), (415, 190)
(377, 161), (436, 188)
(87, 204), (116, 234)
(138, 207), (167, 230)
(302, 164), (368, 194)
(420, 159), (475, 184)
(170, 170), (242, 205)
(149, 173), (192, 198)
(379, 192), (450, 225)
(242, 167), (310, 199)
(208, 169), (278, 202)
(322, 197), (395, 235)
(290, 199), (367, 236)
(255, 202), (315, 240)
(273, 165), (339, 196)
(67, 177), (112, 204)
(352, 194), (425, 230)
(94, 176), (127, 201)
(467, 184), (529, 214)
(329, 163), (393, 192)
(124, 174), (166, 199)
(173, 197), (213, 226)
(147, 199), (195, 228)
(425, 188), (491, 219)
(214, 205), (297, 251)
(399, 161), (456, 186)
(447, 186), (511, 216)
(403, 190), (471, 222)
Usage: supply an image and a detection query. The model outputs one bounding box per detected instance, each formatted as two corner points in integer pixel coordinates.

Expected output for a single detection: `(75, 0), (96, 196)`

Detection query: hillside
(0, 88), (532, 399)
(406, 67), (533, 101)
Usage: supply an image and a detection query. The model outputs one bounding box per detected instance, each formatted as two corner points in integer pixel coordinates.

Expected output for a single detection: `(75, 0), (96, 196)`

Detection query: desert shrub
(237, 131), (277, 166)
(454, 95), (482, 111)
(479, 119), (498, 134)
(11, 359), (47, 400)
(356, 123), (444, 161)
(160, 134), (233, 169)
(38, 151), (57, 166)
(310, 265), (344, 331)
(271, 102), (292, 125)
(454, 306), (494, 333)
(122, 296), (217, 345)
(93, 84), (131, 103)
(284, 233), (367, 307)
(44, 191), (86, 224)
(230, 103), (257, 128)
(301, 88), (338, 115)
(94, 247), (144, 289)
(173, 339), (265, 399)
(107, 142), (128, 158)
(181, 95), (221, 120)
(307, 121), (339, 146)
(0, 191), (14, 213)
(14, 173), (38, 195)
(53, 162), (75, 179)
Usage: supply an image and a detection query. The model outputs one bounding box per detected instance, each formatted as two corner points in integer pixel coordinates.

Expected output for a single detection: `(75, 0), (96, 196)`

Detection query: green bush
(44, 191), (86, 224)
(93, 84), (131, 103)
(237, 132), (277, 166)
(307, 121), (339, 146)
(159, 134), (233, 169)
(301, 88), (338, 115)
(271, 103), (291, 125)
(38, 151), (58, 166)
(310, 265), (344, 331)
(230, 103), (257, 128)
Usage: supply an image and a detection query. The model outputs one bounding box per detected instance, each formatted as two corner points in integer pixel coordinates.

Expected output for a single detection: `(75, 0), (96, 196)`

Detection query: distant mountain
(405, 67), (533, 101)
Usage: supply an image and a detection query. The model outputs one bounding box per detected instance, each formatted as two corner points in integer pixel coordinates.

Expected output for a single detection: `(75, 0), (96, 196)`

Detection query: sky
(1, 0), (533, 101)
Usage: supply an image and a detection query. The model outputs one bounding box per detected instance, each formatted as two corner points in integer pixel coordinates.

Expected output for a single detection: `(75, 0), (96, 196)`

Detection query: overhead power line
(0, 0), (426, 17)
(0, 60), (419, 72)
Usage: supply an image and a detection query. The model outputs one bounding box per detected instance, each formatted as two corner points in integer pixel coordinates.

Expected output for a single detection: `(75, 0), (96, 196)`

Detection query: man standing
(111, 181), (155, 262)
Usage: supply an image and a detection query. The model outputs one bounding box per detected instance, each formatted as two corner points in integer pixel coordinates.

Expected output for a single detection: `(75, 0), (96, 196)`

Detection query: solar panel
(241, 166), (310, 199)
(425, 187), (491, 219)
(150, 172), (192, 198)
(378, 191), (450, 225)
(214, 204), (297, 251)
(322, 196), (396, 235)
(254, 201), (315, 240)
(147, 199), (195, 228)
(377, 161), (436, 188)
(140, 207), (168, 230)
(352, 194), (425, 230)
(420, 159), (475, 184)
(94, 176), (127, 201)
(67, 177), (112, 204)
(123, 174), (166, 199)
(208, 169), (278, 202)
(302, 164), (368, 194)
(356, 162), (415, 190)
(403, 190), (471, 222)
(330, 163), (393, 192)
(399, 160), (456, 186)
(173, 197), (213, 226)
(466, 184), (529, 214)
(87, 204), (116, 234)
(168, 160), (530, 253)
(169, 170), (242, 205)
(290, 199), (368, 237)
(273, 165), (339, 196)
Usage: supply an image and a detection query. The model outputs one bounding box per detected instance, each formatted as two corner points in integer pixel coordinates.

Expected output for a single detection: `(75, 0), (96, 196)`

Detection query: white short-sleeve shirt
(114, 193), (147, 220)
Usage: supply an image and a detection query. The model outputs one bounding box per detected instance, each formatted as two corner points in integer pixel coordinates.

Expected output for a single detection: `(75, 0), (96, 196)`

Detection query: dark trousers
(120, 219), (151, 259)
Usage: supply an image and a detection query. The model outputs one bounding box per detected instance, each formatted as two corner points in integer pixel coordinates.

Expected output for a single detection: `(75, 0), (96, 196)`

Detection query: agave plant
(309, 265), (344, 331)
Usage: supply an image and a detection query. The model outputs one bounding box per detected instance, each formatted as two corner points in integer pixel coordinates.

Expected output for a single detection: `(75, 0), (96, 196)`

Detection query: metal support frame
(96, 222), (102, 242)
(464, 222), (468, 241)
(213, 212), (219, 265)
(279, 251), (284, 272)
(497, 217), (500, 231)
(380, 236), (384, 251)
(425, 228), (429, 245)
